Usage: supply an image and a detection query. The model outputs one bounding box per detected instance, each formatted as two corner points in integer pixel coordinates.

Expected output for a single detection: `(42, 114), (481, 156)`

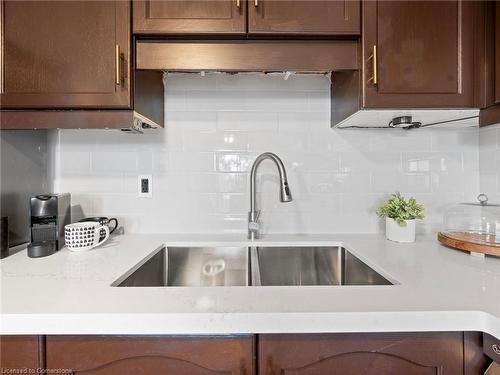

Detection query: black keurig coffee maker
(28, 194), (71, 258)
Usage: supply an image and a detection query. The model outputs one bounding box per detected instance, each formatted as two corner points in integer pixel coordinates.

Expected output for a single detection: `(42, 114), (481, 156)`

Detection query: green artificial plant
(376, 192), (425, 226)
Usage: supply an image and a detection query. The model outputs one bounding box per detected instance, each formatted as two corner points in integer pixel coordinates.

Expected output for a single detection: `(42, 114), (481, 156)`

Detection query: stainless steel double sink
(113, 246), (393, 287)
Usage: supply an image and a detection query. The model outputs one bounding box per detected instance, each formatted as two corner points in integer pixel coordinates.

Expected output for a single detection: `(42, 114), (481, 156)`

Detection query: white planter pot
(385, 218), (416, 243)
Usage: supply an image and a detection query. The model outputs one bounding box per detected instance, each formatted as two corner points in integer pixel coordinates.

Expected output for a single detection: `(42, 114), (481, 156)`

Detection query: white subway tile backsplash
(371, 172), (432, 194)
(341, 152), (402, 173)
(167, 73), (217, 91)
(402, 152), (463, 173)
(216, 152), (257, 172)
(278, 112), (329, 132)
(217, 111), (278, 132)
(52, 72), (482, 235)
(215, 193), (248, 214)
(307, 132), (335, 152)
(136, 151), (153, 173)
(406, 173), (432, 193)
(479, 150), (498, 173)
(431, 128), (478, 151)
(214, 72), (330, 92)
(432, 172), (478, 197)
(248, 132), (309, 153)
(479, 127), (498, 151)
(244, 91), (308, 112)
(92, 193), (143, 215)
(331, 129), (371, 152)
(304, 172), (337, 194)
(184, 132), (249, 152)
(186, 90), (246, 112)
(308, 91), (331, 112)
(70, 194), (95, 221)
(370, 131), (433, 152)
(301, 153), (341, 172)
(169, 152), (215, 172)
(332, 172), (372, 194)
(165, 89), (185, 111)
(57, 175), (124, 194)
(185, 173), (248, 194)
(217, 173), (248, 193)
(152, 151), (169, 173)
(58, 131), (97, 152)
(463, 151), (479, 172)
(59, 151), (91, 176)
(480, 125), (500, 200)
(92, 151), (137, 174)
(167, 111), (217, 133)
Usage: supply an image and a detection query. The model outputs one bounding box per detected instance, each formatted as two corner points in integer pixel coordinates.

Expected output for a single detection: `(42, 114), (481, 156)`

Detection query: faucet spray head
(280, 180), (293, 202)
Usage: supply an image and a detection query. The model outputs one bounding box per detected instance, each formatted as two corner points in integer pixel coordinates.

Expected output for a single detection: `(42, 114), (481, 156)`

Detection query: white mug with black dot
(65, 222), (110, 252)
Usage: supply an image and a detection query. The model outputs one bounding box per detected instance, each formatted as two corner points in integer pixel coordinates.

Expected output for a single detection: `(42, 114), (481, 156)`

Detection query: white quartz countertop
(1, 233), (499, 338)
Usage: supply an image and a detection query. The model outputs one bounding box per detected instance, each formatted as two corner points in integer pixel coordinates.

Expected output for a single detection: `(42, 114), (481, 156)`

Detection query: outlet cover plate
(138, 175), (152, 198)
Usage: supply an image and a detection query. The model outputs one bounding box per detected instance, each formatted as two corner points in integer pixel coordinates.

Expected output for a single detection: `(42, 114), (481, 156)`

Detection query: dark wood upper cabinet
(0, 1), (130, 109)
(259, 333), (466, 375)
(363, 1), (475, 108)
(46, 336), (254, 375)
(248, 0), (360, 35)
(479, 0), (500, 126)
(133, 0), (246, 34)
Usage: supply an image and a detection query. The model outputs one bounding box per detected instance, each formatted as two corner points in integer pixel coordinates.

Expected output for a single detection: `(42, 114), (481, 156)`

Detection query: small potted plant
(376, 193), (425, 243)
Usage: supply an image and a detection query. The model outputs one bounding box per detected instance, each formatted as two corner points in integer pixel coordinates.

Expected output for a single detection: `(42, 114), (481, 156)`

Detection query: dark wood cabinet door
(363, 1), (475, 108)
(133, 0), (246, 34)
(46, 335), (254, 375)
(248, 0), (360, 35)
(260, 333), (464, 375)
(0, 335), (43, 372)
(0, 1), (130, 109)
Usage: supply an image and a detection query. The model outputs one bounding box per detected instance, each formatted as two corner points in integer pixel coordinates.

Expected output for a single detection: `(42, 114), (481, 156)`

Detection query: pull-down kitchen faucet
(248, 152), (292, 240)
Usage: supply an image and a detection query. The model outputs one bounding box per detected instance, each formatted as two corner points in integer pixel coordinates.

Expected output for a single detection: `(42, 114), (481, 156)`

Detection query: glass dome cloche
(438, 194), (500, 257)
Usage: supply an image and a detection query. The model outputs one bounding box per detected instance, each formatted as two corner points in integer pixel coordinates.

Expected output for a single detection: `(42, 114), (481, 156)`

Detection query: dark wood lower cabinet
(1, 333), (490, 375)
(45, 335), (254, 375)
(0, 335), (43, 372)
(259, 332), (488, 375)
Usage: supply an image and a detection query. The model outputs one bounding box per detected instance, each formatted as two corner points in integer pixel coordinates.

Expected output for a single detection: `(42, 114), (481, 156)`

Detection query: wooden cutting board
(437, 232), (500, 257)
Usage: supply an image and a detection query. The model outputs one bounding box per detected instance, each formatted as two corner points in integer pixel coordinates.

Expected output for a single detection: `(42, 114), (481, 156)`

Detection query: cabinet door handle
(254, 0), (258, 7)
(236, 0), (240, 8)
(115, 44), (121, 86)
(367, 45), (377, 85)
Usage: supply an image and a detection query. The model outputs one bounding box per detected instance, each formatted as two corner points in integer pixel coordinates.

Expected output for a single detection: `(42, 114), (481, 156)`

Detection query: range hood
(136, 40), (359, 72)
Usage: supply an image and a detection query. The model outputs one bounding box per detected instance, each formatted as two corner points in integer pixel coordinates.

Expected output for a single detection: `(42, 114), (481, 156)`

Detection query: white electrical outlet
(138, 175), (152, 198)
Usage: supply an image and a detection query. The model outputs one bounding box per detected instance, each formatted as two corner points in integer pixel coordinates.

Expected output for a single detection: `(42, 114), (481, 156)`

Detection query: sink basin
(252, 246), (392, 286)
(115, 246), (249, 287)
(113, 245), (392, 287)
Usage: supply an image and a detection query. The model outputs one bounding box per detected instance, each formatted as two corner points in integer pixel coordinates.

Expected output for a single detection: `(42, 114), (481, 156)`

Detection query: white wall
(51, 73), (480, 235)
(479, 123), (500, 203)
